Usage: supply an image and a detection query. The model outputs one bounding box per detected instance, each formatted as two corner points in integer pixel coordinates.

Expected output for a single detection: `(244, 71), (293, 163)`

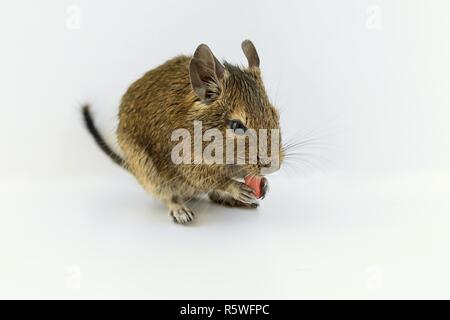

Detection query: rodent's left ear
(241, 40), (260, 68)
(189, 44), (224, 103)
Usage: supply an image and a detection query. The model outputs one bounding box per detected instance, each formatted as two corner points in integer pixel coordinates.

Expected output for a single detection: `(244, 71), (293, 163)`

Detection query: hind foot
(166, 197), (195, 224)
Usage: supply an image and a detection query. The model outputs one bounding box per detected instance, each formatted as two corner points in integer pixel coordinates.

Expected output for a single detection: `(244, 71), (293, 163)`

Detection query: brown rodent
(82, 40), (283, 224)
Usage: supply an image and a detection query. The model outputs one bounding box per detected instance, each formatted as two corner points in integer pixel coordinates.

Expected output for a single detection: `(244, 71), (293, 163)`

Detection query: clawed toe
(209, 191), (259, 208)
(236, 183), (258, 204)
(169, 206), (195, 224)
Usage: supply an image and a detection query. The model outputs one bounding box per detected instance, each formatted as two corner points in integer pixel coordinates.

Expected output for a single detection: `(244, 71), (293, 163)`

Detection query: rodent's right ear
(189, 44), (224, 104)
(241, 40), (260, 68)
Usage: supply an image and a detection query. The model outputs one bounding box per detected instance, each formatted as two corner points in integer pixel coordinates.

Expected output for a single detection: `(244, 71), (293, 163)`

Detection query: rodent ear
(241, 40), (260, 68)
(193, 44), (224, 78)
(189, 44), (224, 103)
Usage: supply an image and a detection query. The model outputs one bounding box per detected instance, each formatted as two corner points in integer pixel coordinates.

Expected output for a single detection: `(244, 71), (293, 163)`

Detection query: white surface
(1, 0), (450, 299)
(1, 170), (450, 299)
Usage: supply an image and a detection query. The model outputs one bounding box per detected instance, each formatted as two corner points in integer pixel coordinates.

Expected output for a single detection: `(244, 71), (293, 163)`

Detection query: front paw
(209, 191), (259, 208)
(228, 181), (258, 205)
(260, 177), (268, 199)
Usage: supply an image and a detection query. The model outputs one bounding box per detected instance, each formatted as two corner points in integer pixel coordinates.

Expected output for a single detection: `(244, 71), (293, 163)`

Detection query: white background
(1, 0), (450, 299)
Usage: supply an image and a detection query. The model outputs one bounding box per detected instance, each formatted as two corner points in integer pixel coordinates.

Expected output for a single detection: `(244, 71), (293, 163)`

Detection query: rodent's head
(188, 40), (283, 177)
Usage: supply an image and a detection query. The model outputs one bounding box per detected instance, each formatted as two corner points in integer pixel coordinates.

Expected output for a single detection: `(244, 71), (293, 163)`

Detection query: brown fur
(115, 41), (283, 224)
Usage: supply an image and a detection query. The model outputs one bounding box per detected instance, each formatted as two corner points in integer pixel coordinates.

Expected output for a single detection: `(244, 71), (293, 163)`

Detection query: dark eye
(229, 119), (247, 135)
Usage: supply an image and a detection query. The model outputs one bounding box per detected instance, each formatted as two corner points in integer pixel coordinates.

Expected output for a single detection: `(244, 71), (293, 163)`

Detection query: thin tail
(82, 104), (124, 167)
